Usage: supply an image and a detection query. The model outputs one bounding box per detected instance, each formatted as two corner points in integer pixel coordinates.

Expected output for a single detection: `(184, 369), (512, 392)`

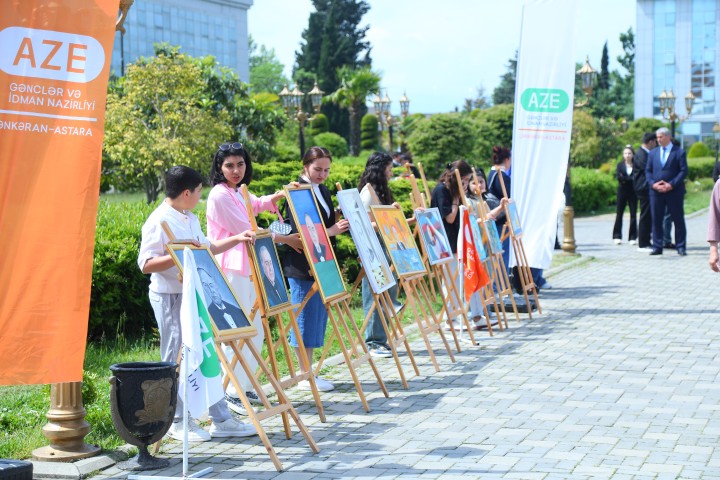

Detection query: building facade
(635, 0), (719, 144)
(112, 0), (253, 81)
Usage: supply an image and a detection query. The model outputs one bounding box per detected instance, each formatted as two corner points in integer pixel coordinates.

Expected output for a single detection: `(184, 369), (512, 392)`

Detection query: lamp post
(399, 91), (410, 152)
(562, 56), (598, 254)
(658, 89), (695, 138)
(373, 90), (393, 152)
(279, 81), (324, 158)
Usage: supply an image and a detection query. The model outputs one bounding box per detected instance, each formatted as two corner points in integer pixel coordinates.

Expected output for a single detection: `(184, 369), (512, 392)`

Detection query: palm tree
(326, 66), (381, 156)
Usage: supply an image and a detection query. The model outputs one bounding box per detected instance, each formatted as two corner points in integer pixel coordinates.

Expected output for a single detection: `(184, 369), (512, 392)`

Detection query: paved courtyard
(92, 210), (720, 479)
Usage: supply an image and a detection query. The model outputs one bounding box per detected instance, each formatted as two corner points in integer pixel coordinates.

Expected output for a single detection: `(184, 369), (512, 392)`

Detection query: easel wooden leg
(400, 278), (441, 372)
(442, 262), (480, 342)
(415, 278), (456, 363)
(379, 289), (420, 381)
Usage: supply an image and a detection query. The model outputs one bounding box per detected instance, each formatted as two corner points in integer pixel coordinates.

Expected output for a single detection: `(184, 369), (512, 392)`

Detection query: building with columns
(635, 0), (719, 144)
(111, 0), (253, 81)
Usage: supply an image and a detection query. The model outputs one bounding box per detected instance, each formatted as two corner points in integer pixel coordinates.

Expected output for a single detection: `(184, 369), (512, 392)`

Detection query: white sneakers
(629, 239), (637, 245)
(208, 417), (257, 438)
(298, 376), (335, 392)
(166, 417), (257, 442)
(613, 239), (622, 245)
(166, 419), (211, 442)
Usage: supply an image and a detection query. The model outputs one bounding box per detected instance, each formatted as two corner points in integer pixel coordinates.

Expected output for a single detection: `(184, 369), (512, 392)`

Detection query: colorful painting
(167, 244), (256, 339)
(249, 232), (290, 311)
(286, 185), (346, 302)
(467, 212), (488, 261)
(508, 201), (523, 237)
(482, 219), (504, 255)
(371, 205), (426, 278)
(416, 208), (453, 265)
(336, 189), (395, 294)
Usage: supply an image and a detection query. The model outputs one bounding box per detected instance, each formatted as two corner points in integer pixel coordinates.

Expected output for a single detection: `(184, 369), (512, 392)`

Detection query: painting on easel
(371, 205), (426, 278)
(336, 189), (395, 294)
(482, 220), (504, 255)
(467, 212), (488, 261)
(249, 232), (291, 311)
(415, 208), (453, 265)
(167, 244), (256, 339)
(285, 185), (347, 302)
(508, 202), (523, 237)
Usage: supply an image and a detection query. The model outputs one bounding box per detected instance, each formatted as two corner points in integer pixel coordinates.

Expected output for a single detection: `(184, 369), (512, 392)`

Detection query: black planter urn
(109, 361), (177, 471)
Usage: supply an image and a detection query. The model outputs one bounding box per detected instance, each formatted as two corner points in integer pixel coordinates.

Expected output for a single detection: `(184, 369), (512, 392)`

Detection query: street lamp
(562, 56), (598, 254)
(373, 89), (403, 153)
(279, 81), (324, 158)
(658, 89), (695, 138)
(399, 91), (410, 152)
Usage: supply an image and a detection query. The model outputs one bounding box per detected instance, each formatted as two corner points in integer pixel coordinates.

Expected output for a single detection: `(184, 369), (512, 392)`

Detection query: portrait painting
(336, 189), (395, 294)
(371, 205), (426, 278)
(415, 208), (452, 266)
(286, 185), (347, 302)
(482, 219), (503, 255)
(167, 244), (256, 339)
(248, 232), (290, 311)
(508, 201), (523, 237)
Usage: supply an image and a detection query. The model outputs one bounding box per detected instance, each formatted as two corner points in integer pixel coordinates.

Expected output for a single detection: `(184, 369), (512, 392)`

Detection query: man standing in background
(633, 132), (656, 251)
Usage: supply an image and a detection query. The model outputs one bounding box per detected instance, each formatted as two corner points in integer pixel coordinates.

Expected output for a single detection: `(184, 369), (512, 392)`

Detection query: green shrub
(313, 132), (349, 158)
(407, 113), (475, 179)
(360, 113), (379, 151)
(309, 113), (329, 136)
(688, 141), (711, 158)
(571, 167), (616, 213)
(687, 156), (715, 180)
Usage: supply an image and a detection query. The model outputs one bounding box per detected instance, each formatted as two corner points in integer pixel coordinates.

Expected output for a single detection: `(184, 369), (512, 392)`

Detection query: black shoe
(663, 242), (675, 249)
(649, 249), (663, 256)
(677, 248), (687, 256)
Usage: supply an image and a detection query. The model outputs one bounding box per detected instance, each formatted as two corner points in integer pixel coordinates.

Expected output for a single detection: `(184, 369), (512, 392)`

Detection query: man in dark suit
(646, 127), (688, 256)
(633, 132), (657, 250)
(198, 267), (249, 330)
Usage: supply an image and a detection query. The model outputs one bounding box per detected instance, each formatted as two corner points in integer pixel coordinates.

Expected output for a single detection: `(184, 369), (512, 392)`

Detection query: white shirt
(137, 201), (209, 294)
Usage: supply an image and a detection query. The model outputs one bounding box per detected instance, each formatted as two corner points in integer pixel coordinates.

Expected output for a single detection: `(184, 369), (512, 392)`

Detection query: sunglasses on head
(218, 142), (244, 151)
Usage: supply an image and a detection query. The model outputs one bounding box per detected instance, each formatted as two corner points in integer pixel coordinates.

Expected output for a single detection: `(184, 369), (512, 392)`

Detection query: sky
(248, 1), (637, 115)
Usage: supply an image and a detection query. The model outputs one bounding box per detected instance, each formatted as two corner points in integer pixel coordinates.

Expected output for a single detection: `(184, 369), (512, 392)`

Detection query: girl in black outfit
(612, 145), (638, 245)
(431, 160), (473, 330)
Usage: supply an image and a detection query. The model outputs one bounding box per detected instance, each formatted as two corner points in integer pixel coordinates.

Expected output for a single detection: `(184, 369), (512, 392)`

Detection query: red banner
(0, 1), (119, 385)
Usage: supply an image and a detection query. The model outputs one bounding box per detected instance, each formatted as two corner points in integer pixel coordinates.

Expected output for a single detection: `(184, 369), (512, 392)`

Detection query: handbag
(486, 170), (506, 220)
(269, 202), (292, 236)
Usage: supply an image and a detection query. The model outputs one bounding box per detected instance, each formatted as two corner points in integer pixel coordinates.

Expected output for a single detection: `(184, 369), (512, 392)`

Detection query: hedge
(570, 167), (616, 212)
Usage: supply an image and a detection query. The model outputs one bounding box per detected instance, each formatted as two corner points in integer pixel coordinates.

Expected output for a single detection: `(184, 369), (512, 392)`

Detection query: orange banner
(0, 1), (119, 385)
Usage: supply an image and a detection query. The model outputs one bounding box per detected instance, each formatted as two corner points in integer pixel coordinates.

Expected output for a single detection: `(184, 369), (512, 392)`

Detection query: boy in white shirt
(138, 166), (257, 442)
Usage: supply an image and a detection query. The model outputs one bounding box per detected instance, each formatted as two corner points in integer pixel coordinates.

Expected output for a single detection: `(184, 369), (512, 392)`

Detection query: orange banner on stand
(0, 1), (119, 385)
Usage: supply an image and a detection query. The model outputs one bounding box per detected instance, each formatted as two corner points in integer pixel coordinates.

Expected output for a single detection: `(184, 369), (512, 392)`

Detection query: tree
(570, 110), (601, 168)
(470, 104), (514, 164)
(325, 66), (381, 155)
(104, 48), (232, 203)
(463, 85), (491, 113)
(617, 28), (635, 75)
(492, 51), (517, 105)
(598, 42), (610, 91)
(360, 113), (379, 151)
(248, 35), (288, 94)
(294, 0), (372, 138)
(406, 114), (475, 178)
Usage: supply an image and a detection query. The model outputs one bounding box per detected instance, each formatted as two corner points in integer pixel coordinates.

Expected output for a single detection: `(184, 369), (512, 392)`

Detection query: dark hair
(358, 151), (395, 205)
(466, 167), (487, 200)
(492, 146), (511, 165)
(302, 146), (332, 167)
(438, 160), (473, 199)
(623, 144), (635, 155)
(209, 142), (253, 186)
(642, 132), (657, 144)
(165, 166), (204, 199)
(399, 152), (413, 163)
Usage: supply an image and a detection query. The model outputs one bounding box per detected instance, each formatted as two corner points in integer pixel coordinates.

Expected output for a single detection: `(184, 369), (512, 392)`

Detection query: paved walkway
(93, 211), (720, 479)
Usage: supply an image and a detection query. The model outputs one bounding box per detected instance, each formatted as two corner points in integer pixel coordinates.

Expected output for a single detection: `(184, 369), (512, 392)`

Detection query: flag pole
(183, 343), (189, 477)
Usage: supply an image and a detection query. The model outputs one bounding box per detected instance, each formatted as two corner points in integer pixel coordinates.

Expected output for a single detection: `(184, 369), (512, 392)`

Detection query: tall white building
(112, 0), (253, 81)
(635, 0), (719, 144)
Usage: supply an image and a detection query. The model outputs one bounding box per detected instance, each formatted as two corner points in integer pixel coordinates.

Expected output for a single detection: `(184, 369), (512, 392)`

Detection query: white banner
(511, 0), (577, 269)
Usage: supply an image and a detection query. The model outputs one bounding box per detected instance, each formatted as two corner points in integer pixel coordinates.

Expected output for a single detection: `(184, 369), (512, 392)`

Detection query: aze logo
(0, 27), (105, 83)
(520, 88), (569, 113)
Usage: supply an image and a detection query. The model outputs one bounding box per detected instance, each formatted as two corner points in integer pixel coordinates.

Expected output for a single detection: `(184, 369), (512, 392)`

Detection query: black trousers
(637, 194), (652, 248)
(613, 185), (637, 241)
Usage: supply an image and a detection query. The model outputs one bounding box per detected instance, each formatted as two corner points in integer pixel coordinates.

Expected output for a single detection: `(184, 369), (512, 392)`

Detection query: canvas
(167, 244), (256, 339)
(371, 205), (426, 278)
(249, 232), (291, 311)
(415, 208), (453, 266)
(336, 189), (395, 294)
(286, 185), (347, 302)
(508, 201), (523, 237)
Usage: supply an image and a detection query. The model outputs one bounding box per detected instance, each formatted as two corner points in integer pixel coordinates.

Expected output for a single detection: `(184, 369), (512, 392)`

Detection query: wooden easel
(284, 185), (389, 412)
(237, 186), (326, 422)
(491, 167), (542, 318)
(406, 174), (475, 346)
(163, 227), (318, 472)
(370, 205), (457, 371)
(453, 169), (504, 336)
(336, 184), (419, 388)
(471, 171), (520, 324)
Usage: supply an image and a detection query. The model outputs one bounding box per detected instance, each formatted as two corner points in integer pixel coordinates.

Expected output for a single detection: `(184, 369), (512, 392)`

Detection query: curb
(31, 449), (129, 479)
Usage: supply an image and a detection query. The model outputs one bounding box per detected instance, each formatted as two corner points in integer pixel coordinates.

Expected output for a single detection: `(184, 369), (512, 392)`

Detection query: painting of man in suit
(198, 266), (250, 331)
(258, 243), (289, 308)
(646, 127), (688, 256)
